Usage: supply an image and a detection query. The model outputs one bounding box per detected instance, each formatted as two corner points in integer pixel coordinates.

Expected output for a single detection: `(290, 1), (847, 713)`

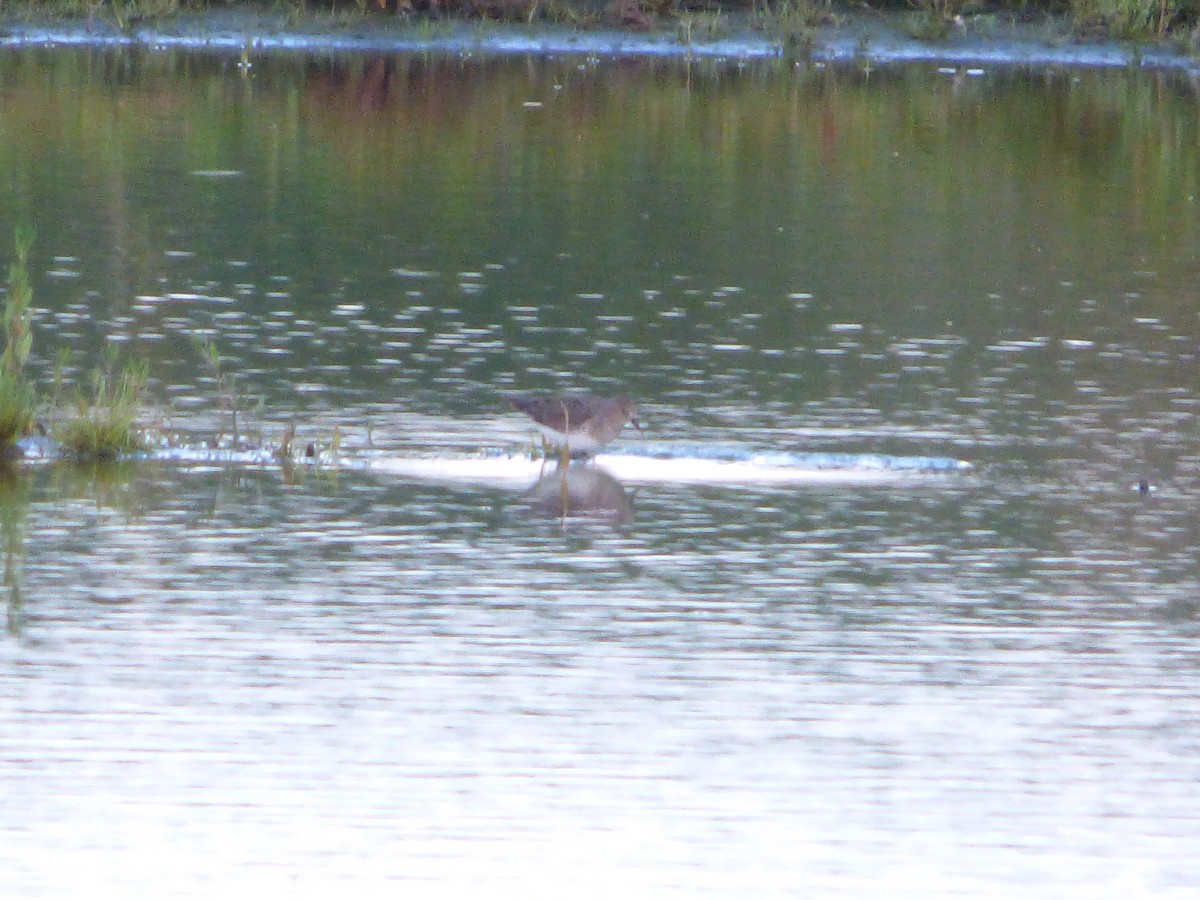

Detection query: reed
(1069, 0), (1184, 37)
(195, 335), (242, 445)
(677, 8), (729, 42)
(753, 0), (834, 52)
(53, 353), (148, 460)
(0, 227), (37, 451)
(904, 0), (967, 40)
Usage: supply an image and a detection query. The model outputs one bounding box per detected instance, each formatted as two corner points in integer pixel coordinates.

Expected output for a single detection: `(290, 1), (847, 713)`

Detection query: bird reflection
(524, 463), (632, 523)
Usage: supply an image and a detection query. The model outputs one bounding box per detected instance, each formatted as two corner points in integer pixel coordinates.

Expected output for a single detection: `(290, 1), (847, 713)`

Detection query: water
(2, 48), (1200, 896)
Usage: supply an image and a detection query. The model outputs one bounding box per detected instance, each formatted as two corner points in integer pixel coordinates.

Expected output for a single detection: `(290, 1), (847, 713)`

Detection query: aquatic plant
(276, 419), (298, 460)
(1070, 0), (1184, 37)
(53, 352), (148, 460)
(195, 335), (242, 445)
(1, 225), (150, 461)
(753, 0), (834, 52)
(904, 0), (968, 40)
(0, 227), (37, 451)
(677, 8), (729, 42)
(538, 0), (601, 24)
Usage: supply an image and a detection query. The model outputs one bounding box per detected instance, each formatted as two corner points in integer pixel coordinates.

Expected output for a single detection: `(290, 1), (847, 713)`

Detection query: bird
(506, 393), (641, 457)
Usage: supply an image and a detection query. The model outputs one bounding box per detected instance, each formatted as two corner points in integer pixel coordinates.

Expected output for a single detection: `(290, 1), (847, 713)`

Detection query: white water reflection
(366, 447), (970, 487)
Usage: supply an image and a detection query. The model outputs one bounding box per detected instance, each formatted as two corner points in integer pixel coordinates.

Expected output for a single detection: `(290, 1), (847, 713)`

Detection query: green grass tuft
(1070, 0), (1183, 38)
(753, 0), (836, 53)
(52, 356), (148, 460)
(1, 227), (37, 450)
(0, 373), (35, 451)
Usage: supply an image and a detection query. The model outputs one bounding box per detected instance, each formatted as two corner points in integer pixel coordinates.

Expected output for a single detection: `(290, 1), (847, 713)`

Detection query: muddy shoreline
(1, 9), (1197, 72)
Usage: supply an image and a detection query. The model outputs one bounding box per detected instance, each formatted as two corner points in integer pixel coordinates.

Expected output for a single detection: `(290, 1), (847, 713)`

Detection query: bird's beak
(630, 416), (642, 432)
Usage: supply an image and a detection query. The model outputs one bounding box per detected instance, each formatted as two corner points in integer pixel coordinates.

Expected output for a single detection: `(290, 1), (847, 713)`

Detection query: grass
(1069, 0), (1184, 37)
(1, 0), (1198, 41)
(0, 227), (37, 451)
(2, 226), (148, 461)
(677, 8), (729, 42)
(902, 0), (968, 39)
(52, 353), (148, 460)
(752, 0), (836, 52)
(0, 228), (365, 471)
(195, 334), (243, 446)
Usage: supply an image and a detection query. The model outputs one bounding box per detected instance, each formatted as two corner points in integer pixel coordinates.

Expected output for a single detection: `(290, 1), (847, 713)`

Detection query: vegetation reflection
(0, 466), (28, 638)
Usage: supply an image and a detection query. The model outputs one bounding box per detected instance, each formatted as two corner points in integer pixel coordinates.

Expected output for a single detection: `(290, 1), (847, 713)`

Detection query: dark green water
(2, 49), (1199, 896)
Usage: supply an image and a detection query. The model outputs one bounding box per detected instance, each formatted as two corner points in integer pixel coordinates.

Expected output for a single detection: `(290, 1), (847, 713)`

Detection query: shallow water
(2, 48), (1200, 896)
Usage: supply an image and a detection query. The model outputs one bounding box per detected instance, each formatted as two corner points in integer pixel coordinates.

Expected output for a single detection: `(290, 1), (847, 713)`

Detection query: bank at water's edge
(1, 8), (1199, 72)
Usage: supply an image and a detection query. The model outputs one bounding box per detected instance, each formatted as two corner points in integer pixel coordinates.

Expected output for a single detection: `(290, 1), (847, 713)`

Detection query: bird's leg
(559, 461), (569, 521)
(559, 402), (572, 469)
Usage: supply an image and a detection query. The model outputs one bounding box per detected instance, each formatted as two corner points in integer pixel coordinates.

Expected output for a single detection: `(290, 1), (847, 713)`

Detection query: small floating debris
(190, 170), (242, 178)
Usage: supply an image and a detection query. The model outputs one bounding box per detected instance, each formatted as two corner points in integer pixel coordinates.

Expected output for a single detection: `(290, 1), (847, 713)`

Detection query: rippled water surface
(2, 49), (1200, 896)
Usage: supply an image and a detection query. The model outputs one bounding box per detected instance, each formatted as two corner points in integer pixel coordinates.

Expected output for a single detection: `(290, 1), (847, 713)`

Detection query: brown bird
(507, 393), (642, 455)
